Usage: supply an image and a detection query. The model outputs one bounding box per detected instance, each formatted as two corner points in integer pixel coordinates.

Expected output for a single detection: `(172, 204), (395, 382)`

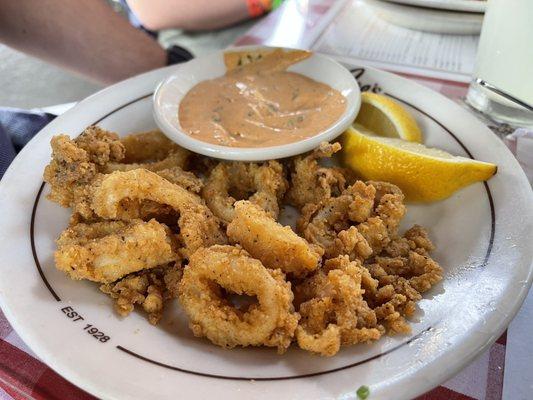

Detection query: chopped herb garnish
(357, 385), (370, 400)
(297, 115), (304, 122)
(267, 103), (278, 112)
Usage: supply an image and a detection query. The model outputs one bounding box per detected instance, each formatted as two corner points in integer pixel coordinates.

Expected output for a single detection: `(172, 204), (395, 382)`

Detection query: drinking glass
(466, 0), (533, 128)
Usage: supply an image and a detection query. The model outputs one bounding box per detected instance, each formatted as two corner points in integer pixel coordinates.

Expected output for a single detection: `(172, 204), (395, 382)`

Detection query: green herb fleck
(267, 103), (279, 112)
(291, 89), (300, 100)
(357, 385), (370, 400)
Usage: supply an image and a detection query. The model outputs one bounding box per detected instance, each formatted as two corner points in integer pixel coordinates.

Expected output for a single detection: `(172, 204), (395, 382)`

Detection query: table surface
(1, 1), (532, 399)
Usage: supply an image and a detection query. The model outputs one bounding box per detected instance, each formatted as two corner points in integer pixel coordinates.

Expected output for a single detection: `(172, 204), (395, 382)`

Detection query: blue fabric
(0, 107), (56, 179)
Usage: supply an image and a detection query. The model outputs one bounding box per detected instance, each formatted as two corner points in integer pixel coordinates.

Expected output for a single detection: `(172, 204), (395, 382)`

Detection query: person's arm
(0, 0), (167, 84)
(127, 0), (252, 31)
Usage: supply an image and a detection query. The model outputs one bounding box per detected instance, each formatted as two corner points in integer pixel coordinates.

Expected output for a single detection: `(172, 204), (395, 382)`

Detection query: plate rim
(0, 63), (531, 400)
(381, 0), (486, 13)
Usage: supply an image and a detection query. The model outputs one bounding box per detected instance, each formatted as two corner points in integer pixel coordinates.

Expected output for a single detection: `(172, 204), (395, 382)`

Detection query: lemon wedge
(341, 125), (497, 202)
(355, 92), (422, 143)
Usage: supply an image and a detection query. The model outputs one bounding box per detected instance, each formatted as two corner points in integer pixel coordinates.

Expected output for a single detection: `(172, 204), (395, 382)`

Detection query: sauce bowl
(153, 46), (361, 161)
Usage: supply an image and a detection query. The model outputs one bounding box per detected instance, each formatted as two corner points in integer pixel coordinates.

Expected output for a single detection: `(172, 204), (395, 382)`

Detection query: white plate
(384, 0), (486, 13)
(0, 63), (531, 400)
(366, 0), (483, 34)
(153, 46), (361, 161)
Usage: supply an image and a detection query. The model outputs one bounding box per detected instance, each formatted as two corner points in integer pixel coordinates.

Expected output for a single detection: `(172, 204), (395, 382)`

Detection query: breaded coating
(71, 126), (125, 166)
(90, 169), (202, 219)
(155, 167), (203, 193)
(108, 164), (205, 194)
(286, 142), (348, 208)
(295, 256), (382, 356)
(202, 161), (288, 223)
(362, 226), (443, 334)
(298, 181), (377, 259)
(178, 202), (228, 258)
(55, 219), (178, 283)
(227, 201), (323, 277)
(105, 152), (189, 174)
(90, 169), (226, 255)
(357, 216), (390, 255)
(100, 262), (182, 325)
(119, 130), (189, 165)
(43, 126), (124, 208)
(178, 245), (299, 353)
(369, 181), (406, 236)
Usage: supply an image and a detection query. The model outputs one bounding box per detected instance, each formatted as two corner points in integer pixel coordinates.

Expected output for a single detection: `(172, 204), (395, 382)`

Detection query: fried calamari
(44, 129), (443, 357)
(100, 262), (182, 325)
(227, 201), (322, 277)
(202, 161), (288, 223)
(55, 219), (178, 283)
(43, 126), (124, 209)
(294, 225), (442, 355)
(90, 169), (226, 255)
(298, 180), (405, 258)
(118, 130), (189, 166)
(178, 246), (299, 353)
(294, 256), (382, 356)
(286, 142), (349, 208)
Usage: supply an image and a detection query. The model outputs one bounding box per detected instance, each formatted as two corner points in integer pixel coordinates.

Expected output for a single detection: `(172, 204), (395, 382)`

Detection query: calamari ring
(91, 169), (201, 218)
(296, 324), (340, 357)
(201, 161), (287, 223)
(104, 152), (190, 174)
(104, 131), (191, 182)
(119, 130), (189, 165)
(55, 219), (178, 283)
(90, 169), (226, 255)
(178, 245), (299, 353)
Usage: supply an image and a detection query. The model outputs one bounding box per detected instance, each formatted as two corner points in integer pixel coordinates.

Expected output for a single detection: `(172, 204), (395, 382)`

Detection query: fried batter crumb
(100, 263), (182, 325)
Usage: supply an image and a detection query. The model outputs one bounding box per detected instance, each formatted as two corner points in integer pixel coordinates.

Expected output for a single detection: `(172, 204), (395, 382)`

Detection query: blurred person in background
(0, 0), (280, 85)
(124, 0), (278, 32)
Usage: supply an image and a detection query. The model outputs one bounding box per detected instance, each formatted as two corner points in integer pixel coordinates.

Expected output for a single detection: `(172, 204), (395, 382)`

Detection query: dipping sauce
(178, 49), (347, 148)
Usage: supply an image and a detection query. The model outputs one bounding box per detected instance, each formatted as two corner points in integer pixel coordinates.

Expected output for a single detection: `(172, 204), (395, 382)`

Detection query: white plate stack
(364, 0), (486, 34)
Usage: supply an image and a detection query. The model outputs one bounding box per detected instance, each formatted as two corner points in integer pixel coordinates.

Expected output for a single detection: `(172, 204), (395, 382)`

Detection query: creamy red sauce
(178, 50), (347, 148)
